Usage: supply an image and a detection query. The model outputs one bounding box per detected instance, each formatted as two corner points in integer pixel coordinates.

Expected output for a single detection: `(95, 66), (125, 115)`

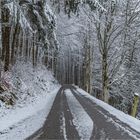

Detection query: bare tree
(0, 0), (2, 79)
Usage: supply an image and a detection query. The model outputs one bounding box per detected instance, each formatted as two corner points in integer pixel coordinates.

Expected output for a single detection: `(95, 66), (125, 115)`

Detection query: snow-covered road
(28, 85), (140, 140)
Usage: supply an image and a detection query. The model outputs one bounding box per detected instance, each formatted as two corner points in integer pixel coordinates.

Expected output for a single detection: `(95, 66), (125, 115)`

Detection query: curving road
(27, 85), (140, 140)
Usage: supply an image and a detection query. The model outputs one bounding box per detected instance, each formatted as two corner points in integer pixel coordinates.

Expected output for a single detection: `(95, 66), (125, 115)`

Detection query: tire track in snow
(65, 89), (94, 140)
(61, 89), (80, 139)
(72, 88), (137, 140)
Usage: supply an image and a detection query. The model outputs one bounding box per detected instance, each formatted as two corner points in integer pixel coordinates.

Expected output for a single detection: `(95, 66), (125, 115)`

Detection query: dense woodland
(0, 0), (140, 118)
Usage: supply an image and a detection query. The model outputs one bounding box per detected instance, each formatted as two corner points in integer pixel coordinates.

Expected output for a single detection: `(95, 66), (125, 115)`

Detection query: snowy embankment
(0, 61), (60, 140)
(65, 89), (93, 140)
(76, 88), (140, 134)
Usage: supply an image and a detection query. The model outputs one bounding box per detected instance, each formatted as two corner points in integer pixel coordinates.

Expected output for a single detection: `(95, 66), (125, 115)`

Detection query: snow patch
(60, 112), (68, 140)
(65, 89), (93, 140)
(134, 93), (139, 97)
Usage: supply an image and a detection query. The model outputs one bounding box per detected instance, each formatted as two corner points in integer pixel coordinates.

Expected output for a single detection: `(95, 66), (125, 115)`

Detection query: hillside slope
(0, 61), (60, 140)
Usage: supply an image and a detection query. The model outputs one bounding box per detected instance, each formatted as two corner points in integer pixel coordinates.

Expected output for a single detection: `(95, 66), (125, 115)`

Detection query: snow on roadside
(65, 89), (93, 140)
(76, 88), (140, 134)
(0, 88), (60, 140)
(0, 61), (60, 140)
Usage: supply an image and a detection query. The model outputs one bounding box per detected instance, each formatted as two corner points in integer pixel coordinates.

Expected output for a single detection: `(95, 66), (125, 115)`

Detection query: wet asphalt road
(27, 85), (140, 140)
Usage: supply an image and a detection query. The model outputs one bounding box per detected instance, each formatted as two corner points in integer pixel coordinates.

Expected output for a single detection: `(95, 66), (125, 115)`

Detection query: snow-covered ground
(76, 88), (140, 134)
(65, 89), (93, 140)
(0, 61), (60, 140)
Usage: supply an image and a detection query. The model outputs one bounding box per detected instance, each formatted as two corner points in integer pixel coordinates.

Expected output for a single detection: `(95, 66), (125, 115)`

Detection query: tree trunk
(32, 33), (35, 67)
(2, 8), (11, 71)
(0, 1), (2, 79)
(102, 51), (109, 103)
(11, 22), (20, 64)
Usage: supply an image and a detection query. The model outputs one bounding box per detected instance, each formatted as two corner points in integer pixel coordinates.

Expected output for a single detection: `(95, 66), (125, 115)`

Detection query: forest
(0, 0), (140, 125)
